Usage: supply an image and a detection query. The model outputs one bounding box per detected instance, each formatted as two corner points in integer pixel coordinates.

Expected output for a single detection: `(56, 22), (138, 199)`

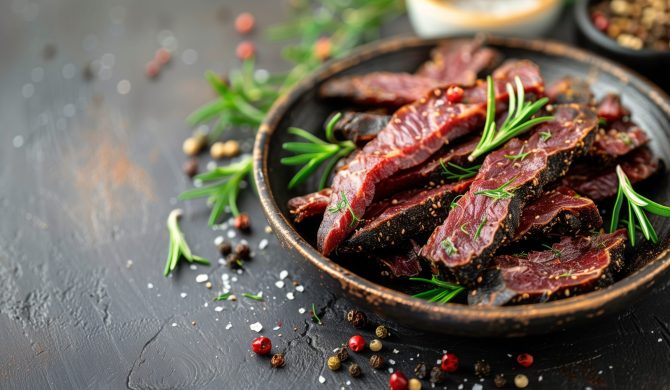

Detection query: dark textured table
(2, 1), (670, 389)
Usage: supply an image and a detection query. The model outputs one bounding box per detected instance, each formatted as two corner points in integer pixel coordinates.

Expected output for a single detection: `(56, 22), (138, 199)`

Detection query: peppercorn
(235, 242), (250, 260)
(408, 378), (422, 390)
(336, 346), (349, 362)
(514, 374), (529, 388)
(327, 355), (341, 371)
(183, 133), (207, 156)
(221, 140), (240, 158)
(474, 359), (491, 377)
(516, 353), (533, 368)
(314, 37), (332, 61)
(270, 353), (285, 368)
(346, 309), (367, 328)
(440, 353), (459, 373)
(145, 60), (160, 78)
(251, 336), (271, 355)
(210, 142), (227, 159)
(429, 366), (445, 384)
(236, 41), (255, 60)
(183, 158), (199, 177)
(226, 253), (243, 269)
(234, 213), (251, 232)
(348, 363), (362, 378)
(375, 325), (389, 339)
(369, 339), (382, 352)
(413, 362), (428, 379)
(369, 354), (384, 369)
(390, 372), (409, 390)
(218, 241), (232, 256)
(446, 85), (464, 103)
(234, 12), (255, 34)
(494, 373), (507, 388)
(348, 335), (365, 352)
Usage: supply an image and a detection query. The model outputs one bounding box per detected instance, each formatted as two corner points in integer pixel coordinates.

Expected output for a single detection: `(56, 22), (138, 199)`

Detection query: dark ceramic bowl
(254, 36), (670, 337)
(574, 0), (670, 88)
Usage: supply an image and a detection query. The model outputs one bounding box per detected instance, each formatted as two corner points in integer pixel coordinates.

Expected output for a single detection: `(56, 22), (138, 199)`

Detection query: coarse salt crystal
(214, 236), (224, 245)
(259, 239), (269, 250)
(249, 322), (263, 332)
(225, 322), (232, 329)
(171, 323), (177, 327)
(318, 375), (326, 384)
(659, 338), (663, 342)
(273, 326), (280, 331)
(389, 359), (396, 365)
(387, 368), (394, 373)
(214, 306), (223, 312)
(204, 302), (209, 307)
(189, 264), (197, 270)
(298, 307), (306, 314)
(393, 349), (399, 354)
(539, 375), (543, 381)
(180, 292), (188, 298)
(295, 285), (304, 292)
(265, 226), (272, 233)
(147, 283), (153, 289)
(195, 274), (209, 283)
(472, 385), (483, 390)
(275, 281), (285, 288)
(286, 292), (295, 300)
(279, 270), (288, 280)
(227, 230), (236, 238)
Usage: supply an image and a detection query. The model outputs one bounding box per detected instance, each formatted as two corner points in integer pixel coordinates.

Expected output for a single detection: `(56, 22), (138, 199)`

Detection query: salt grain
(659, 338), (663, 342)
(214, 306), (223, 312)
(180, 292), (188, 298)
(286, 292), (295, 300)
(171, 323), (177, 327)
(214, 236), (224, 245)
(389, 359), (396, 365)
(472, 385), (483, 390)
(195, 274), (209, 283)
(249, 322), (263, 332)
(388, 368), (394, 373)
(259, 239), (269, 250)
(275, 281), (285, 288)
(273, 326), (281, 331)
(227, 230), (236, 239)
(393, 349), (399, 354)
(265, 226), (272, 233)
(298, 307), (306, 314)
(226, 322), (232, 329)
(147, 283), (154, 289)
(189, 264), (197, 270)
(295, 285), (305, 292)
(318, 376), (326, 384)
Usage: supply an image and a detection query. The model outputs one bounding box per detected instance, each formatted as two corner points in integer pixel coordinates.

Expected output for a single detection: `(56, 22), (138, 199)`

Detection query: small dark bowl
(574, 0), (670, 88)
(254, 36), (670, 337)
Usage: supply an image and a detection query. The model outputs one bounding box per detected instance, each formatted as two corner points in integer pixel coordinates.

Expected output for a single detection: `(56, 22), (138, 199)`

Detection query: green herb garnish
(542, 243), (562, 258)
(539, 131), (552, 142)
(410, 275), (464, 304)
(504, 145), (530, 161)
(439, 161), (481, 181)
(281, 113), (356, 190)
(440, 237), (458, 256)
(474, 177), (516, 200)
(327, 190), (362, 226)
(214, 292), (232, 301)
(242, 292), (264, 302)
(178, 155), (253, 225)
(474, 217), (487, 240)
(460, 223), (469, 234)
(450, 194), (463, 210)
(469, 76), (553, 161)
(164, 209), (210, 276)
(311, 303), (322, 324)
(610, 165), (670, 246)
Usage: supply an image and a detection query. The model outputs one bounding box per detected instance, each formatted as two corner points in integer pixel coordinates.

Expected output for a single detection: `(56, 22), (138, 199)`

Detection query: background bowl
(407, 0), (562, 38)
(254, 36), (670, 337)
(574, 0), (670, 88)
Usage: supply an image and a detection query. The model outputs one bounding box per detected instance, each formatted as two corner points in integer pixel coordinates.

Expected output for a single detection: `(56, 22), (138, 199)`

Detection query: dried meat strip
(288, 188), (332, 223)
(546, 76), (594, 105)
(469, 230), (627, 306)
(331, 111), (390, 146)
(422, 104), (598, 286)
(317, 60), (545, 255)
(513, 187), (602, 242)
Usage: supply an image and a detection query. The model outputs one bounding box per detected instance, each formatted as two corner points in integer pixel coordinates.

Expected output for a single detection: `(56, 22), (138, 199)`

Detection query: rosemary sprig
(440, 238), (458, 256)
(539, 131), (552, 142)
(327, 190), (362, 226)
(242, 292), (264, 301)
(214, 292), (232, 301)
(474, 217), (487, 240)
(440, 161), (481, 181)
(311, 303), (322, 324)
(542, 243), (562, 258)
(178, 155), (253, 225)
(469, 76), (554, 161)
(450, 194), (463, 210)
(610, 165), (670, 246)
(409, 275), (464, 304)
(164, 209), (210, 276)
(504, 145), (530, 161)
(474, 177), (516, 200)
(281, 113), (356, 190)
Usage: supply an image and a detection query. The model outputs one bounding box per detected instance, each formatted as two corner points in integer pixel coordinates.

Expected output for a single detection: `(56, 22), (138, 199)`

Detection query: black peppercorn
(348, 363), (362, 378)
(414, 362), (428, 379)
(474, 359), (491, 377)
(346, 309), (367, 328)
(234, 213), (251, 232)
(336, 346), (349, 362)
(218, 241), (232, 256)
(226, 253), (243, 269)
(369, 354), (384, 369)
(270, 353), (285, 368)
(494, 373), (507, 388)
(183, 158), (199, 177)
(429, 366), (446, 384)
(235, 243), (250, 260)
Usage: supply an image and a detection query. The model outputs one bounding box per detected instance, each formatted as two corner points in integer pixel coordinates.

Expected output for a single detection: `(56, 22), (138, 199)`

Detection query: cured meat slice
(596, 93), (630, 122)
(288, 188), (332, 223)
(331, 111), (390, 146)
(513, 187), (602, 242)
(591, 120), (649, 161)
(546, 76), (594, 104)
(320, 40), (500, 106)
(562, 146), (660, 201)
(374, 241), (423, 278)
(317, 60), (545, 255)
(422, 104), (598, 286)
(469, 230), (627, 306)
(341, 180), (473, 254)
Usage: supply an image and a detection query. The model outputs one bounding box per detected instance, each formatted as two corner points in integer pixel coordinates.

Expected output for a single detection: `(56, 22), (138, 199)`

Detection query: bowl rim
(416, 0), (560, 28)
(253, 35), (670, 326)
(574, 0), (670, 58)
